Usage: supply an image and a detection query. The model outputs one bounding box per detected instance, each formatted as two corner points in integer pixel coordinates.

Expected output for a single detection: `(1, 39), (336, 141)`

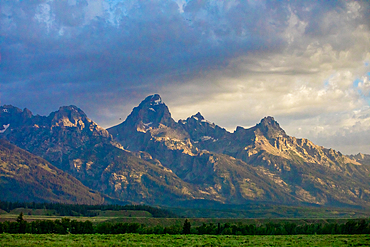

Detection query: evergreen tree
(182, 219), (191, 234)
(16, 212), (27, 233)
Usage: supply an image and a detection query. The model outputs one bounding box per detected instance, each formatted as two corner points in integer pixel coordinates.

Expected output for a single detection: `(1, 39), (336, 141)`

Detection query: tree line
(1, 214), (370, 235)
(0, 201), (176, 218)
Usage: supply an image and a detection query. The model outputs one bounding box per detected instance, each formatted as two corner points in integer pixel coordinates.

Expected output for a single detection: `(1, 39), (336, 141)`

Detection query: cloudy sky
(1, 0), (370, 154)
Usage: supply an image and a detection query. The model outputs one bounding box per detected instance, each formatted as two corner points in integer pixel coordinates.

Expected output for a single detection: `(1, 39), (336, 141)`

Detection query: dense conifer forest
(0, 201), (177, 218)
(1, 213), (370, 235)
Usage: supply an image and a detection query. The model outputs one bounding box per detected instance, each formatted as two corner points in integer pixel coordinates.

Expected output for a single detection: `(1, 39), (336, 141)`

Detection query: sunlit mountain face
(107, 94), (370, 207)
(2, 94), (370, 207)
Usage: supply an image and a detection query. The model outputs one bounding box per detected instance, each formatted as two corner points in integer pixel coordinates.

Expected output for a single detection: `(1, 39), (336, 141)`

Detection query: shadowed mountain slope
(0, 139), (103, 204)
(2, 94), (370, 208)
(108, 94), (370, 207)
(108, 95), (301, 205)
(0, 105), (204, 205)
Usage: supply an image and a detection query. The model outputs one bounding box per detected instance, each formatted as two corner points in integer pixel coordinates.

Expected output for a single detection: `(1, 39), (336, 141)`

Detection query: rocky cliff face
(108, 96), (298, 204)
(109, 94), (191, 152)
(0, 105), (113, 170)
(187, 116), (370, 206)
(179, 112), (229, 142)
(2, 94), (370, 208)
(0, 104), (204, 205)
(108, 94), (370, 207)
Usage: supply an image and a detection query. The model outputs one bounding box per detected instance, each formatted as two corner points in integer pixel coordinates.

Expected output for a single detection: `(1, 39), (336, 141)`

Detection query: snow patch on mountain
(150, 94), (163, 106)
(200, 119), (213, 125)
(201, 136), (216, 141)
(0, 124), (10, 133)
(143, 122), (153, 127)
(152, 99), (163, 105)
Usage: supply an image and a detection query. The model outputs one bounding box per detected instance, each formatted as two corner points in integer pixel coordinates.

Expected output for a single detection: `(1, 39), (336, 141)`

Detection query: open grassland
(0, 213), (113, 223)
(1, 233), (370, 246)
(0, 209), (152, 223)
(90, 210), (152, 218)
(104, 216), (369, 227)
(167, 204), (370, 219)
(1, 210), (370, 228)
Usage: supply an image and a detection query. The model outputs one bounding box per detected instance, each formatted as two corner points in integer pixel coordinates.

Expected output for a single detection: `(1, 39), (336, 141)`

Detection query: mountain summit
(0, 103), (199, 205)
(0, 105), (34, 131)
(48, 105), (88, 128)
(179, 112), (228, 143)
(255, 116), (287, 139)
(108, 94), (370, 207)
(2, 95), (370, 208)
(108, 94), (191, 151)
(111, 94), (177, 135)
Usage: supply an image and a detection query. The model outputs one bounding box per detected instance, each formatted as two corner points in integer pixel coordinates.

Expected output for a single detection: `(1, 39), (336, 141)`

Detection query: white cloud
(358, 75), (370, 96)
(85, 0), (104, 23)
(2, 0), (370, 155)
(164, 2), (370, 154)
(34, 2), (55, 32)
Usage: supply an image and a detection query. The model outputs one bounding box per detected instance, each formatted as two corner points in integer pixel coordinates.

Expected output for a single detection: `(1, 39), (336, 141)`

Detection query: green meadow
(1, 233), (370, 246)
(2, 203), (370, 246)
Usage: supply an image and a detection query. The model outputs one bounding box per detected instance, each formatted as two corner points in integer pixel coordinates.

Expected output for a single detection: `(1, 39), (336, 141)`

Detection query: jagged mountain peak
(108, 94), (192, 153)
(1, 105), (32, 116)
(22, 108), (33, 118)
(192, 112), (205, 121)
(121, 94), (176, 130)
(179, 112), (206, 125)
(136, 94), (165, 112)
(142, 94), (164, 106)
(1, 105), (21, 113)
(178, 112), (228, 143)
(260, 116), (277, 125)
(0, 105), (34, 131)
(4, 99), (370, 208)
(255, 116), (287, 139)
(51, 105), (87, 118)
(231, 116), (287, 145)
(48, 105), (90, 128)
(59, 105), (83, 111)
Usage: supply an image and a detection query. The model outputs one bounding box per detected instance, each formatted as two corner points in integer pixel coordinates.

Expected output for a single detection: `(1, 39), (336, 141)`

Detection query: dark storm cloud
(0, 0), (369, 132)
(0, 0), (286, 116)
(1, 0), (289, 79)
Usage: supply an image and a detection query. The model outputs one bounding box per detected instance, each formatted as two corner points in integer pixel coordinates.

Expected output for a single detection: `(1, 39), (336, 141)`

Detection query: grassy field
(0, 213), (114, 223)
(104, 216), (370, 227)
(1, 209), (369, 229)
(0, 208), (153, 223)
(1, 233), (370, 246)
(167, 204), (370, 219)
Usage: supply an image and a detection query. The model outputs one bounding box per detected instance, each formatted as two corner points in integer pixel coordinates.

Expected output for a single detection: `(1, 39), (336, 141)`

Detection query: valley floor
(1, 233), (370, 246)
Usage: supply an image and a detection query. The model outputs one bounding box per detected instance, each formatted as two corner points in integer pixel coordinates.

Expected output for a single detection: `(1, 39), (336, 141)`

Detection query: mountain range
(1, 94), (370, 209)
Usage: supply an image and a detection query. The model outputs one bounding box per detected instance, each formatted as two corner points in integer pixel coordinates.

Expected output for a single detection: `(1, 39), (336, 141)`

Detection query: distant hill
(0, 139), (103, 204)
